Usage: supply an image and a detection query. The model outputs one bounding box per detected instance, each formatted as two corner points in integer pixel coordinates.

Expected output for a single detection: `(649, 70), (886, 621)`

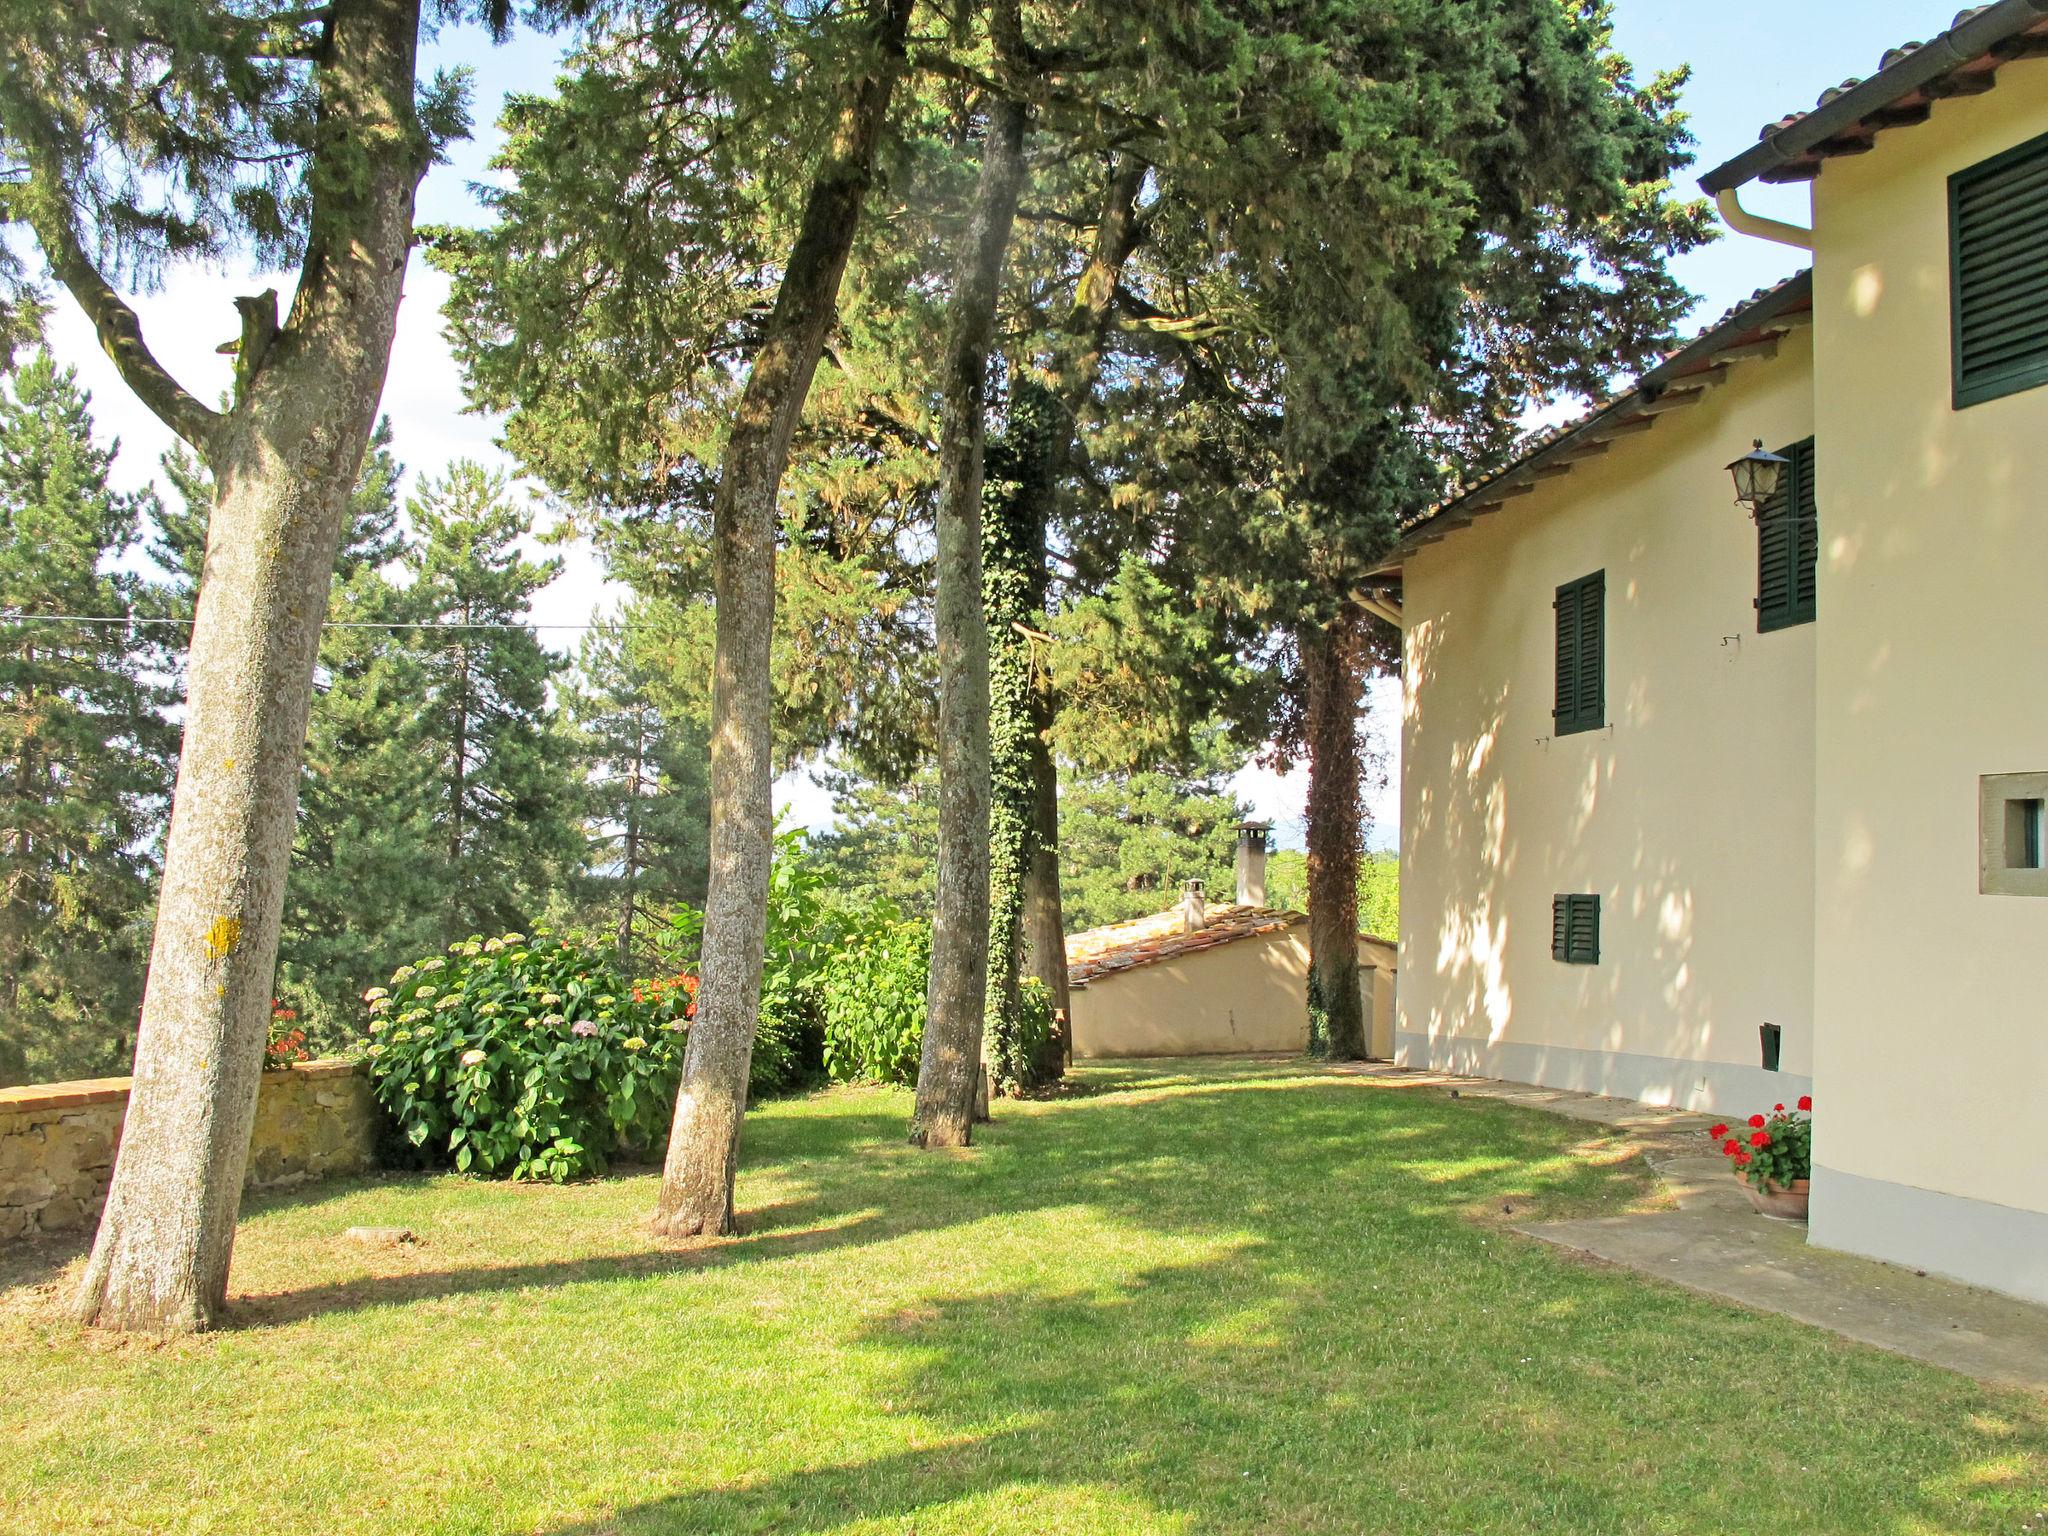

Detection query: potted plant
(1708, 1096), (1812, 1221)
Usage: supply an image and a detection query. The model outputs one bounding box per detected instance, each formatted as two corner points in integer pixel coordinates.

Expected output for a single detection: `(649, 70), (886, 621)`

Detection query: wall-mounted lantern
(1726, 439), (1790, 517)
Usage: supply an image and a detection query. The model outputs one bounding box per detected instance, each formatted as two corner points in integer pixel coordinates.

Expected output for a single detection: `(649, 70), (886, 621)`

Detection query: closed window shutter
(1567, 895), (1600, 964)
(1553, 582), (1579, 728)
(1575, 572), (1604, 729)
(1951, 130), (2048, 407)
(1553, 572), (1604, 735)
(1757, 437), (1816, 631)
(1792, 440), (1818, 618)
(1553, 894), (1600, 964)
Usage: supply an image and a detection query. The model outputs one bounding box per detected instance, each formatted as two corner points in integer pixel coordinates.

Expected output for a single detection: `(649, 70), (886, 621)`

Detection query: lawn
(3, 1059), (2043, 1534)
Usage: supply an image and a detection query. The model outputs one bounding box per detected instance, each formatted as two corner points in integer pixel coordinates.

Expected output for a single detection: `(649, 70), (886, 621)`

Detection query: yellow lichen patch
(203, 916), (243, 961)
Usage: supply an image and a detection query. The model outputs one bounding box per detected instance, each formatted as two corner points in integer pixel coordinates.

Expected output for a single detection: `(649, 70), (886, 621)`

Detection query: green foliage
(656, 829), (837, 1097)
(1267, 850), (1399, 938)
(402, 462), (582, 943)
(363, 928), (688, 1182)
(0, 356), (175, 1084)
(811, 772), (943, 922)
(818, 905), (930, 1087)
(1011, 978), (1055, 1087)
(1711, 1098), (1814, 1191)
(1057, 733), (1251, 932)
(563, 610), (712, 974)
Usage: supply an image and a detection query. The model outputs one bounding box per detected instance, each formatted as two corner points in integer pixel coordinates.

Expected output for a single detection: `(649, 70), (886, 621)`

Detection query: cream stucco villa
(1375, 2), (2048, 1305)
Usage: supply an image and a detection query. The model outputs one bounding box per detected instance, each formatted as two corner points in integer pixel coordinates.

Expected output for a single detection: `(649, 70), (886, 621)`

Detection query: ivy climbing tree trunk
(910, 93), (1028, 1148)
(1301, 609), (1367, 1061)
(1020, 673), (1069, 1071)
(979, 155), (1147, 1084)
(51, 0), (434, 1332)
(654, 0), (914, 1235)
(980, 379), (1058, 1094)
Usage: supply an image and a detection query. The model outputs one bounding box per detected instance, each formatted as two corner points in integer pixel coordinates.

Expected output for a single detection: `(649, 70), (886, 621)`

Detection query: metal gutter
(1699, 0), (2048, 193)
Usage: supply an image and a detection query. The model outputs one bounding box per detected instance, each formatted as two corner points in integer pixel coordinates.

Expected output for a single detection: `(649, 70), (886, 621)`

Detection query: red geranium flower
(1773, 1103), (1785, 1112)
(1709, 1123), (1729, 1139)
(1723, 1138), (1741, 1156)
(1797, 1095), (1812, 1112)
(1748, 1114), (1767, 1129)
(1750, 1130), (1771, 1148)
(1734, 1150), (1753, 1165)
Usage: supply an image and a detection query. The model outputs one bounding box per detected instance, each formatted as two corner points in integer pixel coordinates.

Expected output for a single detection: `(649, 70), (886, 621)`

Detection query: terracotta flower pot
(1737, 1175), (1810, 1222)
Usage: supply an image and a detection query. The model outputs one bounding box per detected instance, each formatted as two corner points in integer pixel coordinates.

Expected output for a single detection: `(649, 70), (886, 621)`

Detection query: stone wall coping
(0, 1057), (363, 1114)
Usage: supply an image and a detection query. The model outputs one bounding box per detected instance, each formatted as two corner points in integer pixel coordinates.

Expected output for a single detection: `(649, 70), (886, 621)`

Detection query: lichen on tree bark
(61, 0), (434, 1332)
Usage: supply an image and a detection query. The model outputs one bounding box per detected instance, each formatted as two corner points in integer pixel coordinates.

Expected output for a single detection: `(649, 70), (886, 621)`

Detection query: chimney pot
(1179, 878), (1207, 932)
(1236, 820), (1271, 908)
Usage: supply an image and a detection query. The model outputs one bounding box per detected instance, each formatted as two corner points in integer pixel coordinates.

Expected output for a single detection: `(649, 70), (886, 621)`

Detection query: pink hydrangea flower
(571, 1020), (599, 1038)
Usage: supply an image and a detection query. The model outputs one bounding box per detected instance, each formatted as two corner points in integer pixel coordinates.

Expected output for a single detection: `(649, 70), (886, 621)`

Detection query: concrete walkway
(1340, 1063), (2048, 1394)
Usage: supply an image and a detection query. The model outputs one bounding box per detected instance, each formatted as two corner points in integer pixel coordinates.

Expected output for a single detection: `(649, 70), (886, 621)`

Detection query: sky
(33, 0), (1942, 849)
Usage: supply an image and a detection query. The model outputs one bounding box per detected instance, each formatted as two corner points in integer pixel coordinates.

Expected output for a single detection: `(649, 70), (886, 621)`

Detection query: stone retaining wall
(0, 1059), (376, 1244)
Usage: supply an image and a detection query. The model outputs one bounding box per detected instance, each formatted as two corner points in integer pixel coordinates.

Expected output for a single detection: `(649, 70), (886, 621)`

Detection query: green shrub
(362, 930), (688, 1180)
(819, 909), (929, 1085)
(655, 828), (836, 1097)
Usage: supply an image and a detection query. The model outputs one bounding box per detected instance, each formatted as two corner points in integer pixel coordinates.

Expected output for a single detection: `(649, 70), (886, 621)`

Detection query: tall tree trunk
(653, 0), (913, 1235)
(981, 379), (1056, 1094)
(910, 95), (1029, 1148)
(71, 0), (431, 1333)
(982, 155), (1146, 1081)
(1020, 724), (1069, 1070)
(1301, 611), (1367, 1061)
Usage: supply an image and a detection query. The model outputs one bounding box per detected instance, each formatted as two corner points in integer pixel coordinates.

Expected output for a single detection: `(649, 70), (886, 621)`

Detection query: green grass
(3, 1059), (2044, 1534)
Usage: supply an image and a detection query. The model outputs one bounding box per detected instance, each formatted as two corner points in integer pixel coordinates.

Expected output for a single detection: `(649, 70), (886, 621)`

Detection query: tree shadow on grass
(526, 1225), (2043, 1536)
(4, 1066), (1646, 1336)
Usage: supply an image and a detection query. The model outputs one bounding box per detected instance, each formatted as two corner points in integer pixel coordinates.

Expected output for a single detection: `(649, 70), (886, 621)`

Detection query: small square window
(1981, 774), (2048, 896)
(2007, 798), (2045, 871)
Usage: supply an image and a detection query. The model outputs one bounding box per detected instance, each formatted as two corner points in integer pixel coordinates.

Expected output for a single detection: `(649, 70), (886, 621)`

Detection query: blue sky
(39, 0), (1950, 842)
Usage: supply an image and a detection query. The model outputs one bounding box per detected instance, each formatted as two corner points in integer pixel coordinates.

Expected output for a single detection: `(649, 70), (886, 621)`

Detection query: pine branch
(18, 161), (220, 451)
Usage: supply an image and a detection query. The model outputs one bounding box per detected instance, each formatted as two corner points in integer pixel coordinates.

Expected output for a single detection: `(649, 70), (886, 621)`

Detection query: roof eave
(1382, 271), (1813, 565)
(1699, 0), (2048, 193)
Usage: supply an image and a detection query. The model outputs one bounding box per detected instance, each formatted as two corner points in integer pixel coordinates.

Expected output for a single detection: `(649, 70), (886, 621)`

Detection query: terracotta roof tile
(1065, 903), (1304, 987)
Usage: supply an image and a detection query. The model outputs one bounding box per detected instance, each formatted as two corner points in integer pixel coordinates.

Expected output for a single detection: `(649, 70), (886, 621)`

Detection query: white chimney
(1179, 878), (1207, 932)
(1235, 821), (1271, 908)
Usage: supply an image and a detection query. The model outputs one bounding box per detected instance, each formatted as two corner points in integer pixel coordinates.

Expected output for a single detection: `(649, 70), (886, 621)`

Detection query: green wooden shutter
(1757, 437), (1816, 632)
(1574, 572), (1604, 730)
(1553, 894), (1600, 964)
(1553, 572), (1604, 735)
(1791, 440), (1818, 620)
(1567, 895), (1600, 964)
(1553, 582), (1579, 730)
(1951, 129), (2048, 408)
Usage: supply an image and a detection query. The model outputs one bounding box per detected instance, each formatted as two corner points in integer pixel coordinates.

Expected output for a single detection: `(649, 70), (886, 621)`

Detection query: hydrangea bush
(363, 930), (689, 1180)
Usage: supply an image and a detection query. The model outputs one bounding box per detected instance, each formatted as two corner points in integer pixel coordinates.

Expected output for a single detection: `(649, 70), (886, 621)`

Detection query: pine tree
(3, 0), (488, 1331)
(403, 462), (581, 942)
(0, 357), (176, 1085)
(1056, 740), (1249, 934)
(565, 611), (712, 976)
